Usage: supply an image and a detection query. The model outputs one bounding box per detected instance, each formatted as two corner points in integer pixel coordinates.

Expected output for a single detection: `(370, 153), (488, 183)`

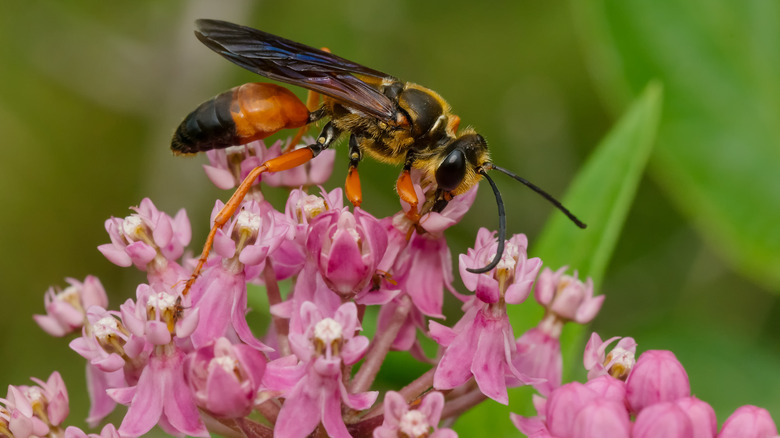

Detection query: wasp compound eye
(436, 148), (466, 192)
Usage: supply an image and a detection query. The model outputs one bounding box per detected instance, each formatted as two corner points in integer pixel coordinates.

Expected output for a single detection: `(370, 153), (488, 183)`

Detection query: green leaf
(533, 82), (662, 285)
(454, 82), (662, 435)
(575, 0), (780, 291)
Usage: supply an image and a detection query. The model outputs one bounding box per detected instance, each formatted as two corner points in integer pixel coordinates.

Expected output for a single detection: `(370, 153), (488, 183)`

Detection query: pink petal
(97, 244), (132, 267)
(428, 321), (457, 347)
(239, 245), (269, 266)
(471, 320), (509, 404)
(117, 369), (164, 437)
(274, 380), (321, 438)
(203, 165), (237, 190)
(125, 241), (156, 265)
(383, 391), (408, 425)
(321, 390), (352, 438)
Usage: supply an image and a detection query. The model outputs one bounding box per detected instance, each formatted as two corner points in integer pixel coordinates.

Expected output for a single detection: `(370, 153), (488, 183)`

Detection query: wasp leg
(285, 89), (324, 153)
(345, 135), (363, 207)
(182, 122), (341, 296)
(396, 153), (421, 223)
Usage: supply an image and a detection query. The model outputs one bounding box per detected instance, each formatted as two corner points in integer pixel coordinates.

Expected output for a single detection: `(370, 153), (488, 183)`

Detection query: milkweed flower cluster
(512, 334), (780, 438)
(18, 138), (776, 437)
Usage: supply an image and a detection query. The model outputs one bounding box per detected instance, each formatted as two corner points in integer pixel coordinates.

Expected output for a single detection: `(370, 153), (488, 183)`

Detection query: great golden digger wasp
(172, 19), (585, 292)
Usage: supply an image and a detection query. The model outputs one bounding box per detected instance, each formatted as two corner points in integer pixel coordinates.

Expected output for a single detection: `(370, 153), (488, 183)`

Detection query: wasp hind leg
(182, 122), (342, 296)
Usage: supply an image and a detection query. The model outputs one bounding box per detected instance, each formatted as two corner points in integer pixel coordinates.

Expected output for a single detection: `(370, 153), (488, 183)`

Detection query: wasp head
(432, 132), (490, 212)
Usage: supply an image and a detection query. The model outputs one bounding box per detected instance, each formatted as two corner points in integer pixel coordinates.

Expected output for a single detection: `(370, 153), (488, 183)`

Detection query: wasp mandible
(172, 19), (585, 293)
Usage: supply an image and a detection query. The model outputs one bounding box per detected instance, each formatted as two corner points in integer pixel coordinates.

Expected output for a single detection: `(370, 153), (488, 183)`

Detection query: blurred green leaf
(575, 0), (780, 292)
(533, 82), (662, 285)
(455, 83), (661, 436)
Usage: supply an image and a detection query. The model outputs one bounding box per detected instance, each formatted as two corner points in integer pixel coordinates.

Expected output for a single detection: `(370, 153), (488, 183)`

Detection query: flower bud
(626, 350), (690, 413)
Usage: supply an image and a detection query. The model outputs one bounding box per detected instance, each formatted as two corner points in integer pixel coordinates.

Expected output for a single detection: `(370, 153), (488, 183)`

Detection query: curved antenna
(487, 163), (587, 229)
(466, 169), (506, 274)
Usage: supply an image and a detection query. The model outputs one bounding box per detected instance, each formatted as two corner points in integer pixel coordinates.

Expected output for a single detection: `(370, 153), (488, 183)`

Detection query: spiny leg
(345, 135), (363, 207)
(182, 122), (341, 295)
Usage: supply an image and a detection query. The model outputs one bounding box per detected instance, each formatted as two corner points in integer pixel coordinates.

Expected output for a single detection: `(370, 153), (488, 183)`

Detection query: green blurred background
(1, 0), (777, 435)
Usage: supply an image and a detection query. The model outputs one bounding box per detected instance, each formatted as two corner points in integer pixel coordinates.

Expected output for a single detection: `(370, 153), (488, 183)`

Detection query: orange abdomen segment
(231, 83), (310, 143)
(171, 82), (309, 155)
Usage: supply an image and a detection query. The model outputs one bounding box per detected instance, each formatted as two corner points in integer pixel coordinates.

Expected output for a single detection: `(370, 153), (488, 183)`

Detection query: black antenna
(488, 163), (587, 229)
(466, 169), (506, 274)
(465, 163), (586, 274)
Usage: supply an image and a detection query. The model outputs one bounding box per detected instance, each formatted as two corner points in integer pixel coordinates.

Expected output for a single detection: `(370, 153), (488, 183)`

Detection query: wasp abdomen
(171, 82), (310, 155)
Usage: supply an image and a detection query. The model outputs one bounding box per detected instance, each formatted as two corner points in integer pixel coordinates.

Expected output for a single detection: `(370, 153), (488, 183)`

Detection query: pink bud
(719, 405), (778, 438)
(545, 382), (598, 438)
(571, 398), (631, 438)
(633, 401), (694, 438)
(674, 397), (717, 438)
(626, 350), (690, 413)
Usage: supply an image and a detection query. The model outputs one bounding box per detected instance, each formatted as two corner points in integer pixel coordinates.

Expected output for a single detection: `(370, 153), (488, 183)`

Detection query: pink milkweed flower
(270, 301), (377, 438)
(109, 347), (207, 437)
(69, 307), (133, 426)
(625, 350), (690, 414)
(459, 229), (542, 305)
(263, 138), (337, 188)
(513, 326), (562, 397)
(719, 405), (778, 438)
(514, 268), (602, 396)
(111, 285), (206, 437)
(430, 300), (538, 405)
(184, 337), (267, 418)
(633, 401), (694, 438)
(121, 284), (198, 347)
(1, 373), (69, 438)
(97, 198), (191, 288)
(373, 391), (457, 438)
(203, 140), (271, 191)
(209, 199), (291, 276)
(189, 200), (286, 350)
(2, 384), (53, 438)
(535, 267), (603, 325)
(583, 332), (637, 380)
(432, 230), (541, 404)
(271, 186), (344, 281)
(34, 275), (108, 337)
(64, 423), (120, 438)
(307, 207), (388, 297)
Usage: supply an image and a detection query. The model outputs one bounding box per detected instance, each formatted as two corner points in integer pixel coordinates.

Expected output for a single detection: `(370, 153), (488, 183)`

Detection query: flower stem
(362, 367), (436, 420)
(263, 260), (290, 356)
(349, 295), (412, 394)
(440, 385), (487, 420)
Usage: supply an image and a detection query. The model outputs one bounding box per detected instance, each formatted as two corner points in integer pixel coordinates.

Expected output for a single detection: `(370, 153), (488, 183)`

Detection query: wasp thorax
(397, 87), (444, 138)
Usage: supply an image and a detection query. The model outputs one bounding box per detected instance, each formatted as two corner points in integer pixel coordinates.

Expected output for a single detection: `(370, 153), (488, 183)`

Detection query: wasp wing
(195, 19), (397, 120)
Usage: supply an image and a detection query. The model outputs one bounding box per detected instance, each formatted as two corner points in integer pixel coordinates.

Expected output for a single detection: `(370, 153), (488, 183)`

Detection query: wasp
(172, 19), (585, 292)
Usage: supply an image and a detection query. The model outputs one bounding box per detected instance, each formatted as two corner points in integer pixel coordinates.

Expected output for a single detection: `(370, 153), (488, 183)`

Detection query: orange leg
(182, 147), (315, 295)
(345, 135), (363, 207)
(396, 169), (420, 224)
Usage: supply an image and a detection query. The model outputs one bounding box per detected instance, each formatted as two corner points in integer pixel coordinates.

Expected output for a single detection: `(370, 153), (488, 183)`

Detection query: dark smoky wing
(195, 19), (397, 120)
